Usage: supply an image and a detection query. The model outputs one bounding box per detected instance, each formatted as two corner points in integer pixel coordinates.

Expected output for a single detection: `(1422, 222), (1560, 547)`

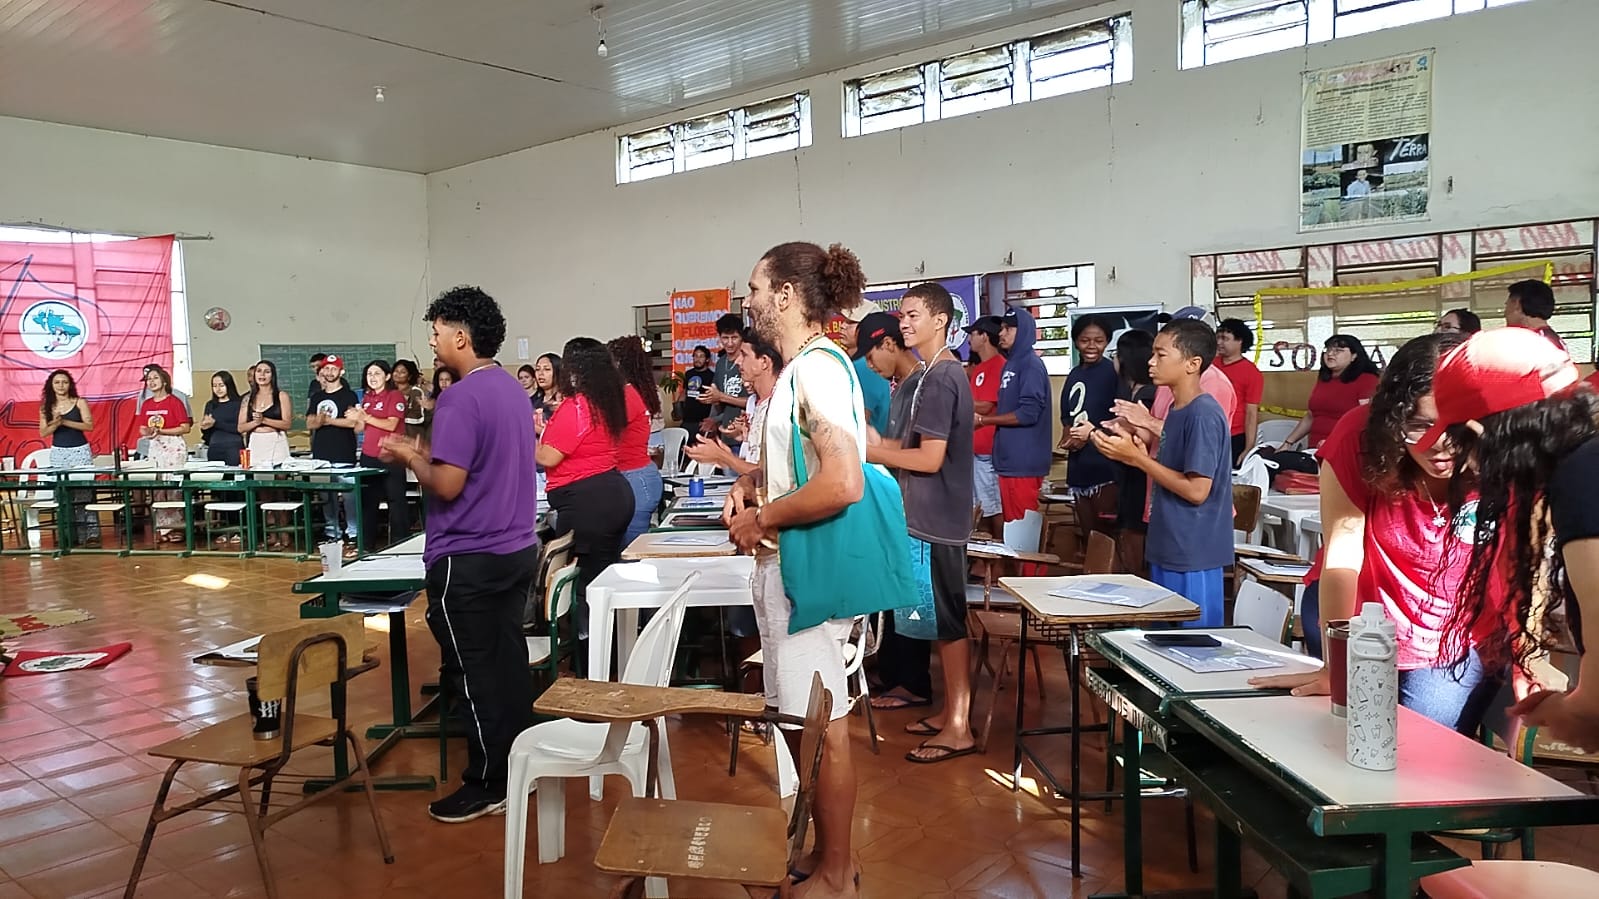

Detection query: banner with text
(0, 236), (174, 463)
(1300, 50), (1433, 232)
(826, 276), (978, 356)
(670, 288), (732, 372)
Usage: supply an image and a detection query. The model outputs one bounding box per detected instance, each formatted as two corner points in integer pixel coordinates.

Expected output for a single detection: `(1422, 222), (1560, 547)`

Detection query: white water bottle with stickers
(1345, 602), (1398, 771)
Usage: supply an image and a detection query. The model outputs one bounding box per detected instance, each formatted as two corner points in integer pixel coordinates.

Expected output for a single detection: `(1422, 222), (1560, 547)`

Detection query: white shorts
(751, 554), (852, 723)
(973, 454), (1001, 518)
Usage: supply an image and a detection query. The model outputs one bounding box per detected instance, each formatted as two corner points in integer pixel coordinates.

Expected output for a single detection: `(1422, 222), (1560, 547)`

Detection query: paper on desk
(340, 594), (418, 614)
(193, 635), (261, 664)
(340, 556), (425, 577)
(1243, 560), (1314, 579)
(1048, 581), (1170, 608)
(969, 541), (1019, 558)
(1142, 638), (1286, 674)
(1235, 542), (1295, 559)
(655, 533), (728, 546)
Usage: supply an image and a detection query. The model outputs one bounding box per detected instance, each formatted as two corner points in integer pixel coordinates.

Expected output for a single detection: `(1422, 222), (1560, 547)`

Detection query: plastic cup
(1326, 620), (1350, 717)
(320, 540), (344, 576)
(689, 478), (705, 498)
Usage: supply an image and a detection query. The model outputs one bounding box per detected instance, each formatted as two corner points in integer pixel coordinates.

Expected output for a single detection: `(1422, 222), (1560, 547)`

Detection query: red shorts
(998, 476), (1043, 522)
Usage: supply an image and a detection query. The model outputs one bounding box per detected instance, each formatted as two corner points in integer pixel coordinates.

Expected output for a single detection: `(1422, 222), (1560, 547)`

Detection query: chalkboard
(257, 343), (402, 426)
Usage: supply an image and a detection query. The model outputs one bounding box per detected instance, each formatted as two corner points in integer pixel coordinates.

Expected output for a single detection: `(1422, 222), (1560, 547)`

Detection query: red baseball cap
(321, 354), (343, 371)
(1416, 327), (1579, 450)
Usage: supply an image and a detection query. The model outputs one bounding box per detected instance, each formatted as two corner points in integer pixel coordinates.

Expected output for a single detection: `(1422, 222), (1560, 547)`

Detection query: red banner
(0, 236), (175, 464)
(669, 288), (731, 373)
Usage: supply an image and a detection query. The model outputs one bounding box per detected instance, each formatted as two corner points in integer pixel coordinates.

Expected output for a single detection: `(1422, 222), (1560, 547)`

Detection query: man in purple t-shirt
(382, 285), (539, 823)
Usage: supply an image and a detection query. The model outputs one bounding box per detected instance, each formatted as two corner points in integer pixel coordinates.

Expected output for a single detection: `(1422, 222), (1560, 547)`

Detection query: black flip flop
(789, 868), (861, 888)
(904, 717), (941, 737)
(905, 742), (979, 764)
(869, 691), (930, 711)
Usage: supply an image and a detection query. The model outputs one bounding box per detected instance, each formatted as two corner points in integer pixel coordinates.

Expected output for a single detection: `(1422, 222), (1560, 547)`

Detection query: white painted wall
(0, 116), (430, 380)
(427, 0), (1599, 350)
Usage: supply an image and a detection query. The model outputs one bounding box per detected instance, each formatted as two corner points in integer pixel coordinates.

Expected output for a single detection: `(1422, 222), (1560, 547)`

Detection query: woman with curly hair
(537, 337), (634, 604)
(1422, 328), (1599, 750)
(393, 358), (427, 439)
(39, 369), (98, 545)
(607, 334), (665, 548)
(1251, 331), (1503, 734)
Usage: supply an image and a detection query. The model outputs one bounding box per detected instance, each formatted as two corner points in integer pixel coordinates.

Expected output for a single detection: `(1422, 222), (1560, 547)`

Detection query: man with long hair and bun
(1421, 328), (1599, 750)
(382, 286), (540, 823)
(725, 241), (869, 897)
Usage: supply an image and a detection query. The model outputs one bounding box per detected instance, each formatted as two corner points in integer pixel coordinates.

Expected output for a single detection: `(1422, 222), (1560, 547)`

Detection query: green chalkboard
(258, 343), (402, 427)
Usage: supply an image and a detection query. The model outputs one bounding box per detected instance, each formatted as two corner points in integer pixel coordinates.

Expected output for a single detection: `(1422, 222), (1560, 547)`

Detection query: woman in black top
(530, 353), (563, 421)
(200, 371), (244, 465)
(1109, 329), (1157, 576)
(1428, 329), (1599, 751)
(39, 369), (98, 545)
(393, 359), (427, 440)
(420, 366), (457, 441)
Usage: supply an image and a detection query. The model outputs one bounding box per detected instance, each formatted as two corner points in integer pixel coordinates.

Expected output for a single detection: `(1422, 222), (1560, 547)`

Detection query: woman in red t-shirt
(1277, 334), (1381, 451)
(537, 338), (634, 608)
(352, 360), (410, 551)
(1251, 332), (1503, 734)
(139, 364), (193, 543)
(608, 335), (665, 549)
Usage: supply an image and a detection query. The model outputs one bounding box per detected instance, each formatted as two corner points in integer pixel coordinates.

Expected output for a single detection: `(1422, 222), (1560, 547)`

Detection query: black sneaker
(427, 784), (507, 823)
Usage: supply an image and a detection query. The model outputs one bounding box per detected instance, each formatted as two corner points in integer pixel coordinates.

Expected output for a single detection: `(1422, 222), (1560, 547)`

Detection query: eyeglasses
(1401, 419), (1458, 448)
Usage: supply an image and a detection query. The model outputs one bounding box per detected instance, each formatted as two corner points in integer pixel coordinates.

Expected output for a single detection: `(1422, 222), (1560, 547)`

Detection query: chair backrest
(659, 428), (689, 475)
(1256, 419), (1298, 449)
(1232, 581), (1292, 643)
(1002, 508), (1044, 554)
(536, 532), (575, 587)
(1084, 531), (1116, 576)
(620, 570), (700, 687)
(785, 673), (834, 873)
(544, 562), (579, 623)
(1232, 484), (1263, 533)
(20, 449), (51, 471)
(255, 613), (366, 702)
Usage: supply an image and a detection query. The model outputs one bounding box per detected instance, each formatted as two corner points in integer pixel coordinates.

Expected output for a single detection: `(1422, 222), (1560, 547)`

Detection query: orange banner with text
(669, 288), (731, 372)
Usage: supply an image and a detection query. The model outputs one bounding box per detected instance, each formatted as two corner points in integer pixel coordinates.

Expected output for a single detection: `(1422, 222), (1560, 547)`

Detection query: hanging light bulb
(592, 4), (608, 58)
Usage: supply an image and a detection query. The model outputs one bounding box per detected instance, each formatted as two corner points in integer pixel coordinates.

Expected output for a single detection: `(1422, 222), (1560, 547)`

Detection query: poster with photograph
(1300, 50), (1433, 232)
(825, 276), (977, 355)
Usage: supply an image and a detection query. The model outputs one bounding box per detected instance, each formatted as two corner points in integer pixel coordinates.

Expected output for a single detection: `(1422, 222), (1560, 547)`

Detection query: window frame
(617, 93), (812, 185)
(1180, 0), (1535, 69)
(843, 14), (1132, 139)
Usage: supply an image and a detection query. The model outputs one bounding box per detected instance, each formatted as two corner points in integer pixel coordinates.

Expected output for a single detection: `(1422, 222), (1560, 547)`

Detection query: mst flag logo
(19, 300), (89, 360)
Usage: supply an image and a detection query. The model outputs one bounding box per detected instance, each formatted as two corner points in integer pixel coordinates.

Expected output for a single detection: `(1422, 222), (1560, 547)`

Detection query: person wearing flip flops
(865, 284), (978, 765)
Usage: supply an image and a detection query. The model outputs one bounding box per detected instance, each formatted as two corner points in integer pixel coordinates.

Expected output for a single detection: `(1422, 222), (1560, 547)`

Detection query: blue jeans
(1302, 579), (1502, 735)
(620, 465), (664, 550)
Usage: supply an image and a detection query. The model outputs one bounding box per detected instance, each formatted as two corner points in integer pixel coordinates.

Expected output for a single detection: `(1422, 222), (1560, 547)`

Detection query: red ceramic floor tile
(40, 755), (159, 797)
(0, 782), (61, 814)
(0, 820), (130, 879)
(0, 725), (97, 763)
(14, 742), (126, 779)
(0, 800), (93, 847)
(15, 843), (170, 899)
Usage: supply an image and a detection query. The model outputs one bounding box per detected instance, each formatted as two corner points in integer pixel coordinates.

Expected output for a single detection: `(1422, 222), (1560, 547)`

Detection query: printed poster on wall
(1300, 50), (1433, 232)
(825, 276), (977, 355)
(669, 288), (731, 372)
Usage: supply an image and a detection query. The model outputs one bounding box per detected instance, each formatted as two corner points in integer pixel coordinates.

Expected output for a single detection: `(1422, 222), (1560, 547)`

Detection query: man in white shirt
(686, 338), (783, 476)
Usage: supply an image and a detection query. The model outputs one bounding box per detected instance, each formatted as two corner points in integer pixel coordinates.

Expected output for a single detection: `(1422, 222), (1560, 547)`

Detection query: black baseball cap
(964, 315), (1003, 340)
(854, 311), (901, 360)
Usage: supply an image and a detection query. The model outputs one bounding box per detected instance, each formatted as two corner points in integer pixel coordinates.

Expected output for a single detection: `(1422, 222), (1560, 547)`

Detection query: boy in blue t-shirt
(1091, 319), (1233, 626)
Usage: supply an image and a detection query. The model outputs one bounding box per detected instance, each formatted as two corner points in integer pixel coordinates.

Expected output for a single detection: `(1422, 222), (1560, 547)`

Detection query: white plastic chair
(503, 571), (699, 898)
(658, 427), (689, 476)
(1255, 419), (1300, 450)
(1232, 580), (1293, 644)
(1421, 860), (1599, 898)
(1002, 508), (1044, 555)
(18, 449), (58, 549)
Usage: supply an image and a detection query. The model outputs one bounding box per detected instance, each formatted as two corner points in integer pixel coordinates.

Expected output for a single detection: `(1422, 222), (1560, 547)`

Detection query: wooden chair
(592, 673), (832, 899)
(971, 531), (1113, 753)
(124, 614), (393, 899)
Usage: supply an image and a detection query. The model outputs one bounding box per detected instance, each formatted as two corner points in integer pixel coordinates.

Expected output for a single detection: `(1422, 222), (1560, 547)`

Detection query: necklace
(1422, 493), (1447, 529)
(463, 362), (495, 378)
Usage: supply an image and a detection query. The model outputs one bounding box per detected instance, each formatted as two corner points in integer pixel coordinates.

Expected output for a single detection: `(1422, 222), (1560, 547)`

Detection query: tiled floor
(0, 554), (1594, 898)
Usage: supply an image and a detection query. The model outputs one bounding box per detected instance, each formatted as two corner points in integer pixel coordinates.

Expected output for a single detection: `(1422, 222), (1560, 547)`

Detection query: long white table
(1262, 492), (1321, 559)
(586, 555), (755, 684)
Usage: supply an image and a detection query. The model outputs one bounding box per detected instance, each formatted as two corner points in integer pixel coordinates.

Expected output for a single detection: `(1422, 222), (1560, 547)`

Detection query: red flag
(0, 236), (174, 463)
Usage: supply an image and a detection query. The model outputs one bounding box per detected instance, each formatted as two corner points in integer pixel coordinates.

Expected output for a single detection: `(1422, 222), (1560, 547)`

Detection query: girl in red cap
(1424, 328), (1598, 750)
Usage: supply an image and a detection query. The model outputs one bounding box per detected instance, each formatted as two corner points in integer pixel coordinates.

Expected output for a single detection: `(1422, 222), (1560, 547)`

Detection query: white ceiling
(0, 0), (1108, 173)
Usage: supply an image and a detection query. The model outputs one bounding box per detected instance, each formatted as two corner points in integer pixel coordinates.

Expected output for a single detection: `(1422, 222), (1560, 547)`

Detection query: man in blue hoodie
(975, 307), (1052, 525)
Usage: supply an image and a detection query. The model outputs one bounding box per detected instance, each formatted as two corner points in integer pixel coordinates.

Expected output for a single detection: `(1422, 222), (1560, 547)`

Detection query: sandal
(869, 689), (930, 711)
(905, 742), (979, 764)
(904, 717), (941, 737)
